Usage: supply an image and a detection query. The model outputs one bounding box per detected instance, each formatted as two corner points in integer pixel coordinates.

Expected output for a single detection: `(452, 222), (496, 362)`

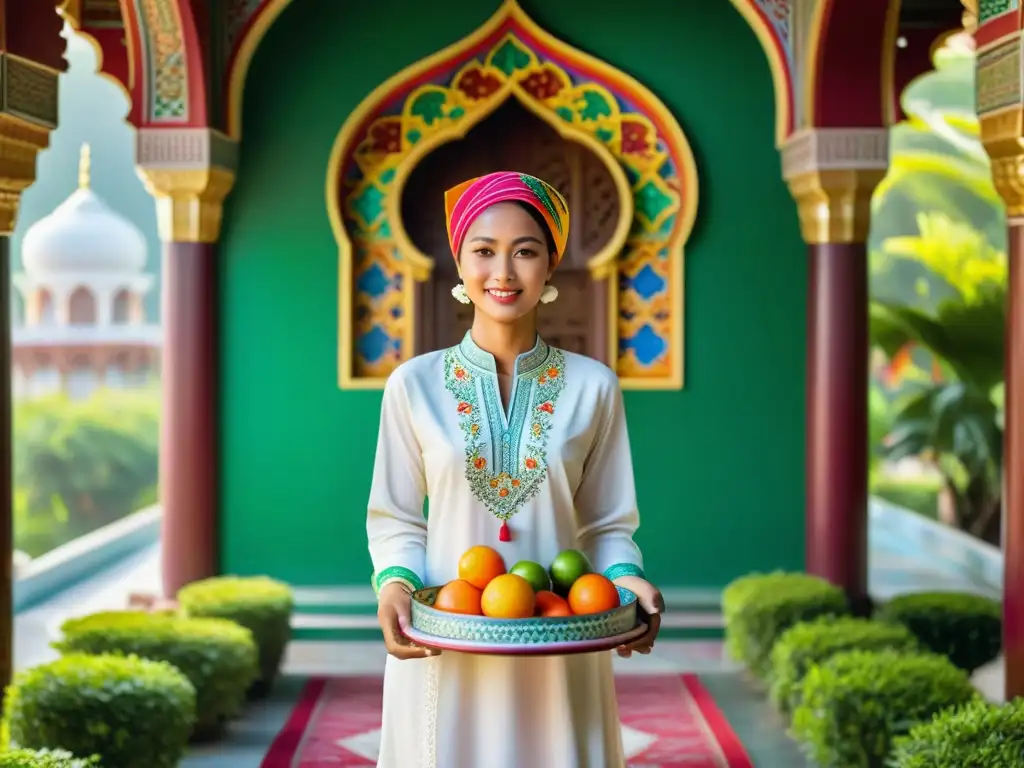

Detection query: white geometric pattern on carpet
(337, 723), (655, 762)
(336, 729), (382, 761)
(619, 723), (658, 758)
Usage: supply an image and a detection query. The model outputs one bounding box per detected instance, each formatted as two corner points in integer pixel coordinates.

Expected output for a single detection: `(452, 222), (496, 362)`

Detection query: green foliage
(177, 576), (294, 694)
(870, 475), (942, 519)
(870, 39), (1005, 254)
(0, 750), (99, 768)
(54, 611), (258, 739)
(721, 572), (849, 678)
(2, 653), (194, 768)
(791, 649), (978, 767)
(13, 389), (160, 557)
(878, 592), (1002, 673)
(871, 290), (1004, 541)
(768, 616), (919, 715)
(890, 698), (1024, 767)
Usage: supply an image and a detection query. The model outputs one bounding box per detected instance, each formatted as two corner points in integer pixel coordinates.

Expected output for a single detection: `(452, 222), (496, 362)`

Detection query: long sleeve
(573, 379), (645, 581)
(367, 368), (428, 595)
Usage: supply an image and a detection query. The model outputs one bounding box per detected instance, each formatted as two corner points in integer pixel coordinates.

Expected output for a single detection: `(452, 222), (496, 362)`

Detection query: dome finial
(78, 143), (91, 190)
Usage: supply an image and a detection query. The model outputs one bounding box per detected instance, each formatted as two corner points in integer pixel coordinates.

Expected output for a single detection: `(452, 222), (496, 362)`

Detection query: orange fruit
(535, 590), (572, 617)
(434, 579), (483, 615)
(458, 545), (507, 590)
(480, 574), (536, 619)
(567, 574), (620, 615)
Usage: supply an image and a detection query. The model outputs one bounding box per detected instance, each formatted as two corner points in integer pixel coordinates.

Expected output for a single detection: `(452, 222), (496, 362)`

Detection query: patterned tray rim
(411, 584), (638, 626)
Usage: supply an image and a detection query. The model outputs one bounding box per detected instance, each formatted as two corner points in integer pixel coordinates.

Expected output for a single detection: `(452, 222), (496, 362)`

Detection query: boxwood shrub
(769, 616), (919, 714)
(177, 576), (293, 697)
(877, 591), (1001, 673)
(889, 698), (1024, 767)
(54, 610), (258, 740)
(0, 750), (99, 768)
(722, 572), (849, 678)
(2, 653), (195, 768)
(791, 649), (978, 767)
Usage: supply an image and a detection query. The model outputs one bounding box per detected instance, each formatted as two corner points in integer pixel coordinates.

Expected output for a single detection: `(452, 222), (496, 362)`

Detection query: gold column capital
(983, 135), (1024, 220)
(781, 128), (889, 244)
(135, 128), (238, 243)
(961, 0), (978, 34)
(0, 114), (52, 235)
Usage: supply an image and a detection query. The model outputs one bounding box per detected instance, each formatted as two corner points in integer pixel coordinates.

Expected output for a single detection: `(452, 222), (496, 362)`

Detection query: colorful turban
(444, 172), (570, 266)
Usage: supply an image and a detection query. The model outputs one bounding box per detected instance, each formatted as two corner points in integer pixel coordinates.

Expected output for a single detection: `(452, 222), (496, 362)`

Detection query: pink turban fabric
(444, 171), (570, 267)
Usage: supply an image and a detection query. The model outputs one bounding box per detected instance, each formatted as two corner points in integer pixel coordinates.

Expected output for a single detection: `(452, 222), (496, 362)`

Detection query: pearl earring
(451, 283), (471, 304)
(540, 285), (559, 304)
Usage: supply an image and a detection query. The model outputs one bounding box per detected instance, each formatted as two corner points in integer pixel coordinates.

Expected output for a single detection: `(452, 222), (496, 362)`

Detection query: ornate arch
(727, 0), (796, 145)
(117, 0), (207, 125)
(326, 0), (699, 390)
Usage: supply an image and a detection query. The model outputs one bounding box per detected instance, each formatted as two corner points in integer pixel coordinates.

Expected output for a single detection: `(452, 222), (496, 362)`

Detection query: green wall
(220, 0), (807, 588)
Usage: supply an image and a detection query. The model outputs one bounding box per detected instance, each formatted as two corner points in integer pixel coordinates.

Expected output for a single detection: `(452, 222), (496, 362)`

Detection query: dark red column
(1004, 227), (1024, 698)
(159, 243), (218, 596)
(806, 243), (870, 614)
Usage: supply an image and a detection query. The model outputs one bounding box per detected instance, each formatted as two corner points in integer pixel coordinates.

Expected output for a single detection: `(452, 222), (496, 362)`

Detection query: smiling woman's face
(458, 201), (555, 325)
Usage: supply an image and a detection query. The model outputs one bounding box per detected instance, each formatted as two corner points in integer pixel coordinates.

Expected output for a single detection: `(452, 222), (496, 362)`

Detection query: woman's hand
(377, 582), (440, 660)
(612, 575), (664, 658)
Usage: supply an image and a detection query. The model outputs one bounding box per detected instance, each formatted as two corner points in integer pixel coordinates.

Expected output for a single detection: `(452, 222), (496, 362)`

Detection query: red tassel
(498, 520), (511, 542)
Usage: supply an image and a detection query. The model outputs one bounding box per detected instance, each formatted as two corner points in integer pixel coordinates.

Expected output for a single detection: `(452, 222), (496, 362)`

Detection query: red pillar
(159, 242), (219, 595)
(1004, 227), (1024, 698)
(136, 128), (236, 598)
(782, 128), (887, 614)
(806, 243), (869, 611)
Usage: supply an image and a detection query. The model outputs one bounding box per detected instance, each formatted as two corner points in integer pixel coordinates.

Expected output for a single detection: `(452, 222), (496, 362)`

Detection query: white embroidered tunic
(367, 332), (645, 768)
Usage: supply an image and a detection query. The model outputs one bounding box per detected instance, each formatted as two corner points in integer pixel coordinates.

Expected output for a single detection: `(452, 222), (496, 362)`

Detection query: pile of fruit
(433, 546), (620, 619)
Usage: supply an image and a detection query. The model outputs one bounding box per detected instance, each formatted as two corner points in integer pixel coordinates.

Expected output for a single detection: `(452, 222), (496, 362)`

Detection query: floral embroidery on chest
(443, 339), (566, 535)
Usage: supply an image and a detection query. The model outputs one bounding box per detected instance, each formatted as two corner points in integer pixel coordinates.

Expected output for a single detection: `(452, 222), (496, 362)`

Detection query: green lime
(549, 549), (592, 596)
(509, 560), (551, 593)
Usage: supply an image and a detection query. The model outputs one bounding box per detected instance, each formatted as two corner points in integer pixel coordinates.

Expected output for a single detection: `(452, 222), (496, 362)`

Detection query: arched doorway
(400, 100), (622, 359)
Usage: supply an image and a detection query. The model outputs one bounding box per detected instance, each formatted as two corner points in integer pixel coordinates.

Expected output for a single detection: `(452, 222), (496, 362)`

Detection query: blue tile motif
(626, 325), (667, 366)
(358, 326), (391, 364)
(630, 264), (666, 300)
(357, 264), (390, 299)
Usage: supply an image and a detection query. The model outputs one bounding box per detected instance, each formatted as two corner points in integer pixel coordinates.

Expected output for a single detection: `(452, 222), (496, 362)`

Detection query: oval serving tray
(407, 584), (640, 655)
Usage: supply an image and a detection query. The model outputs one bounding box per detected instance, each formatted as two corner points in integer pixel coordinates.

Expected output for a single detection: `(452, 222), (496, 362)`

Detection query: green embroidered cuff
(603, 562), (645, 582)
(373, 566), (425, 595)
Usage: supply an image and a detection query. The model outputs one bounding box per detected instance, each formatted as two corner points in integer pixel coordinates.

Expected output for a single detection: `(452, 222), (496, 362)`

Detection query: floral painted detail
(443, 339), (566, 525)
(373, 566), (425, 596)
(603, 562), (646, 582)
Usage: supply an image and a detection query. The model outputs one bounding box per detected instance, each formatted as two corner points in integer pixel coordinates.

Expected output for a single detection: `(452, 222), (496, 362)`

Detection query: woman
(367, 171), (663, 768)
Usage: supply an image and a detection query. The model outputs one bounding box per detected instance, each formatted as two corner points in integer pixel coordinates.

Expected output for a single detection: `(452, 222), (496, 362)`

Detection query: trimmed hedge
(722, 572), (849, 677)
(889, 698), (1024, 767)
(0, 751), (98, 768)
(54, 611), (258, 739)
(791, 649), (978, 767)
(769, 616), (919, 714)
(877, 591), (1001, 673)
(2, 653), (195, 768)
(177, 576), (293, 697)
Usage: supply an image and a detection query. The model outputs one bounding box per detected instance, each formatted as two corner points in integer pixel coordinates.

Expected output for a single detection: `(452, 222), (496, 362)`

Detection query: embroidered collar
(457, 331), (551, 377)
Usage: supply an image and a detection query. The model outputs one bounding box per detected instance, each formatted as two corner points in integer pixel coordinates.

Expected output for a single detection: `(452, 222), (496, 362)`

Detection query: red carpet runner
(262, 674), (753, 767)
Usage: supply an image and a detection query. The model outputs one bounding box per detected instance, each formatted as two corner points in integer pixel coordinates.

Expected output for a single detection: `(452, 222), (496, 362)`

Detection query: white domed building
(12, 144), (161, 401)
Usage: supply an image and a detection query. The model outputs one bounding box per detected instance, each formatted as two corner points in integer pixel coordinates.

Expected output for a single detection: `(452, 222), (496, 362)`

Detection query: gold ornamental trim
(980, 106), (1024, 217)
(785, 168), (886, 244)
(0, 113), (52, 234)
(780, 128), (888, 244)
(135, 167), (236, 243)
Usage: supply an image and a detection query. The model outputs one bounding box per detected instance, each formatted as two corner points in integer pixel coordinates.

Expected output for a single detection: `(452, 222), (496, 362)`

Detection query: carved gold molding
(781, 128), (889, 243)
(0, 114), (52, 234)
(135, 128), (238, 242)
(961, 0), (978, 34)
